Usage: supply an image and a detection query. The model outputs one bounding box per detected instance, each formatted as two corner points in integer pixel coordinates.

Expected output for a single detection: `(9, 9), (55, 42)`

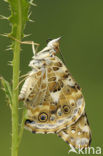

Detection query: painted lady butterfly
(19, 37), (91, 149)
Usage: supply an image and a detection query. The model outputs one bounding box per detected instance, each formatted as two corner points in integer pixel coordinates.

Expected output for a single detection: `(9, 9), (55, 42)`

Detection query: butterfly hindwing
(57, 112), (91, 148)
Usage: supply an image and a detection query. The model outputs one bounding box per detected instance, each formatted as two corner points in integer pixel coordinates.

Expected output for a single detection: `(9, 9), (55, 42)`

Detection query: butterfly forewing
(19, 69), (47, 108)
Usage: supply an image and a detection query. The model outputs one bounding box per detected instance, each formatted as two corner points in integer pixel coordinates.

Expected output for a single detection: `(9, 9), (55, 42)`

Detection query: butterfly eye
(63, 105), (70, 114)
(46, 38), (52, 43)
(38, 112), (48, 122)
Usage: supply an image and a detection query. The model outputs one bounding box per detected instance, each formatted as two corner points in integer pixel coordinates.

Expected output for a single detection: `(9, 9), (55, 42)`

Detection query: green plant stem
(12, 40), (21, 156)
(11, 0), (22, 155)
(1, 0), (33, 155)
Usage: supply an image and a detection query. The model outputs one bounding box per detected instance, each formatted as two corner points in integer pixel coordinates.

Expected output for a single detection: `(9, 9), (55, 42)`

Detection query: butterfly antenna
(59, 48), (67, 66)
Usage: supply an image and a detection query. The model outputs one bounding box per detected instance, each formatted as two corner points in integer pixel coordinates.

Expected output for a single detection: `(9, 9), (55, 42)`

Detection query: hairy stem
(1, 0), (34, 155)
(11, 0), (22, 155)
(12, 40), (20, 156)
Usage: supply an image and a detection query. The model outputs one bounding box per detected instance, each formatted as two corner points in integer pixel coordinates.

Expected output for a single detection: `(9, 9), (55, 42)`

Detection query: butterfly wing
(57, 112), (91, 148)
(19, 69), (48, 108)
(25, 56), (85, 133)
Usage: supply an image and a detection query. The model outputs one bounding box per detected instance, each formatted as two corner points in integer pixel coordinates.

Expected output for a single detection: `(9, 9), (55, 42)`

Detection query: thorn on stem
(29, 19), (35, 23)
(24, 34), (31, 38)
(0, 33), (9, 38)
(0, 15), (9, 20)
(29, 0), (37, 6)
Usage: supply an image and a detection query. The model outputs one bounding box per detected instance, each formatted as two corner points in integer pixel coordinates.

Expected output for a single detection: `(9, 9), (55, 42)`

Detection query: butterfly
(19, 37), (91, 149)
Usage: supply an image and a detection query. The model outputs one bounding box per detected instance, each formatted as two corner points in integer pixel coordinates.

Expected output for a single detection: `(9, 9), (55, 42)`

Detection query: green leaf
(0, 77), (12, 108)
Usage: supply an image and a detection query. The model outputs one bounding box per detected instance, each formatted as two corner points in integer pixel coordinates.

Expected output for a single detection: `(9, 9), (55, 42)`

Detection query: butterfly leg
(9, 35), (40, 56)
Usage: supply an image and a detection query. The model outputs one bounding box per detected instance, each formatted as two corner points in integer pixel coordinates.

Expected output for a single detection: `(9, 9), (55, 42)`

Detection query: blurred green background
(0, 0), (103, 156)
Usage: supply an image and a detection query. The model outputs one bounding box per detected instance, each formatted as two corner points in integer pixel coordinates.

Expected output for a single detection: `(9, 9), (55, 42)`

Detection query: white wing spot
(51, 91), (60, 103)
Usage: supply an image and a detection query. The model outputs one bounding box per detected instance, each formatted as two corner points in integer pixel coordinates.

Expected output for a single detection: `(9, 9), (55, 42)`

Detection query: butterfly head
(47, 37), (61, 52)
(32, 37), (62, 61)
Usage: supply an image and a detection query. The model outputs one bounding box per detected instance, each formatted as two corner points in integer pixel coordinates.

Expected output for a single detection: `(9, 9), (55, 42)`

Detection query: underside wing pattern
(19, 38), (91, 149)
(57, 112), (91, 148)
(24, 56), (85, 134)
